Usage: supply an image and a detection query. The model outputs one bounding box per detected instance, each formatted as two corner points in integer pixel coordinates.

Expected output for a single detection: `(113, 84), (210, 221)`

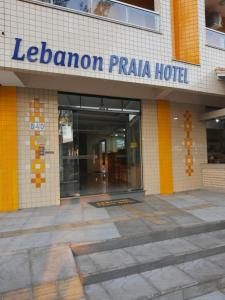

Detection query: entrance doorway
(58, 93), (142, 198)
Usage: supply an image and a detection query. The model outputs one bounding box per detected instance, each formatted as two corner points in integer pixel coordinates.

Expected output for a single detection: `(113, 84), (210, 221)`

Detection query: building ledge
(215, 68), (225, 80)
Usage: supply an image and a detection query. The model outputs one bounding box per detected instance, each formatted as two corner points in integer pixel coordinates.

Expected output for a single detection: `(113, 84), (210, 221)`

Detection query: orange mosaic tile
(184, 111), (194, 176)
(29, 99), (46, 188)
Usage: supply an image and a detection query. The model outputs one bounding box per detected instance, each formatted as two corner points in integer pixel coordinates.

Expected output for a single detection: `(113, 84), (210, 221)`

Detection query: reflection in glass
(59, 110), (80, 197)
(40, 0), (160, 32)
(206, 28), (225, 49)
(92, 0), (127, 22)
(53, 0), (91, 12)
(207, 118), (225, 164)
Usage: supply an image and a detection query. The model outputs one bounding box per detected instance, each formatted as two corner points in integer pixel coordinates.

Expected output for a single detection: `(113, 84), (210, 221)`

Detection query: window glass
(53, 0), (91, 12)
(81, 96), (102, 109)
(207, 118), (225, 163)
(59, 94), (80, 108)
(102, 98), (123, 111)
(123, 100), (140, 112)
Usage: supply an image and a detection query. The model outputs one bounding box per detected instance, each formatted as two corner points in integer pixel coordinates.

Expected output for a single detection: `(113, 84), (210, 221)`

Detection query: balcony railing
(206, 27), (225, 50)
(38, 0), (160, 32)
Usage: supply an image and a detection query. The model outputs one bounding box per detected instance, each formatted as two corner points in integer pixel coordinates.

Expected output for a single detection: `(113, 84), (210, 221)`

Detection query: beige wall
(141, 100), (160, 195)
(17, 88), (60, 208)
(202, 165), (225, 190)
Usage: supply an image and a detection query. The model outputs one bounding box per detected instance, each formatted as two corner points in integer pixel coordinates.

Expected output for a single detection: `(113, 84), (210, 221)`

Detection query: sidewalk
(0, 189), (225, 252)
(1, 189), (225, 299)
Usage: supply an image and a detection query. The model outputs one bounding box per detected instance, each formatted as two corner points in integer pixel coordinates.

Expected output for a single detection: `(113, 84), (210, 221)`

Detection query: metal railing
(38, 0), (160, 32)
(206, 27), (225, 50)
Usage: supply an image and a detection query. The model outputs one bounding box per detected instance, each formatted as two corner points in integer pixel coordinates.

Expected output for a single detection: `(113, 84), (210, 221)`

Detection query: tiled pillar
(171, 0), (200, 64)
(0, 87), (19, 211)
(141, 100), (160, 195)
(157, 100), (174, 194)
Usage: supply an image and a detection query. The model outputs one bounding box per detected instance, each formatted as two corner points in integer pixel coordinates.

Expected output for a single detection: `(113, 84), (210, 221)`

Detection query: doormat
(89, 198), (141, 208)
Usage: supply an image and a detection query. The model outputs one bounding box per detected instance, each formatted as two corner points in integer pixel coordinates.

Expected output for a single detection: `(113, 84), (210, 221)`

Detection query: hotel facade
(1, 0), (225, 211)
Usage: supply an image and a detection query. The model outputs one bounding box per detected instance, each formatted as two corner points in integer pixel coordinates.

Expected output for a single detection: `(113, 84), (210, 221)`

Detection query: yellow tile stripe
(0, 87), (18, 211)
(157, 100), (174, 194)
(171, 0), (200, 65)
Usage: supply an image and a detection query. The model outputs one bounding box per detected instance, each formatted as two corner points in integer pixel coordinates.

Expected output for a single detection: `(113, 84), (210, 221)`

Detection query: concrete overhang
(200, 108), (225, 121)
(0, 70), (25, 87)
(215, 68), (225, 80)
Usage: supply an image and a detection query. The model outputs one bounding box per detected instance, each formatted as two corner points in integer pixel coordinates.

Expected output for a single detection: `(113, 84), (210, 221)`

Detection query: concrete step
(84, 254), (225, 300)
(74, 229), (225, 286)
(72, 219), (225, 256)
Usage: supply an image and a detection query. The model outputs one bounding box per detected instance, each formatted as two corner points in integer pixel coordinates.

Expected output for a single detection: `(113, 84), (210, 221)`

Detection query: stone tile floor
(0, 189), (225, 252)
(1, 189), (225, 299)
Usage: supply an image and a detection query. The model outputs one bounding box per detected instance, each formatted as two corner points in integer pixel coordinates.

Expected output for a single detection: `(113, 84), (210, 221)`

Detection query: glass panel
(53, 0), (91, 12)
(41, 0), (160, 32)
(58, 94), (142, 196)
(206, 118), (225, 164)
(81, 95), (102, 110)
(77, 110), (142, 195)
(92, 0), (127, 22)
(127, 5), (159, 31)
(127, 114), (141, 189)
(59, 110), (80, 197)
(59, 94), (80, 108)
(102, 98), (123, 111)
(206, 28), (225, 49)
(123, 100), (140, 112)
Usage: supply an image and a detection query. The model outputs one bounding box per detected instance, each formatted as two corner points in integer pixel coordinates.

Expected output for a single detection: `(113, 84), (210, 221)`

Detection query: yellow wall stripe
(157, 100), (174, 194)
(0, 87), (18, 211)
(171, 0), (200, 65)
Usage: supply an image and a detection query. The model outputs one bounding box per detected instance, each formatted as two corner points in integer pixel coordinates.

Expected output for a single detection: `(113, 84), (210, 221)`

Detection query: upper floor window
(205, 0), (225, 49)
(39, 0), (160, 32)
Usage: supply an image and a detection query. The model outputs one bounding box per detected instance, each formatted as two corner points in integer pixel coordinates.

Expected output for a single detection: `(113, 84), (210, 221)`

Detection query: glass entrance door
(59, 110), (80, 198)
(58, 93), (142, 198)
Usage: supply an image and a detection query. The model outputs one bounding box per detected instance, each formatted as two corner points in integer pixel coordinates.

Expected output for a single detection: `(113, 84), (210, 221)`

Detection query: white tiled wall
(0, 0), (225, 96)
(17, 87), (60, 208)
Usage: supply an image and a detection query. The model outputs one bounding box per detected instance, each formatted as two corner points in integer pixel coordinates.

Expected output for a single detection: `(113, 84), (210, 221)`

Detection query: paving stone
(158, 238), (200, 255)
(30, 245), (77, 285)
(115, 219), (151, 236)
(32, 282), (58, 300)
(85, 284), (111, 300)
(190, 291), (225, 300)
(102, 274), (159, 300)
(124, 242), (169, 264)
(207, 253), (225, 269)
(191, 207), (225, 222)
(178, 258), (225, 283)
(58, 277), (85, 300)
(89, 249), (136, 272)
(142, 266), (196, 293)
(183, 281), (217, 299)
(170, 214), (203, 226)
(0, 252), (31, 293)
(77, 255), (99, 276)
(164, 197), (206, 209)
(184, 232), (224, 249)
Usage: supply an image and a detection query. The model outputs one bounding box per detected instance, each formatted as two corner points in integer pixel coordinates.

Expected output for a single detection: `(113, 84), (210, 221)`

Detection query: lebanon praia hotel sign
(12, 38), (189, 84)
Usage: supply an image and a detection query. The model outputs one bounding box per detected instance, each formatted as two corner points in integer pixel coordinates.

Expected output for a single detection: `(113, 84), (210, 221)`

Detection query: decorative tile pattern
(29, 99), (46, 188)
(17, 88), (60, 209)
(183, 111), (193, 176)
